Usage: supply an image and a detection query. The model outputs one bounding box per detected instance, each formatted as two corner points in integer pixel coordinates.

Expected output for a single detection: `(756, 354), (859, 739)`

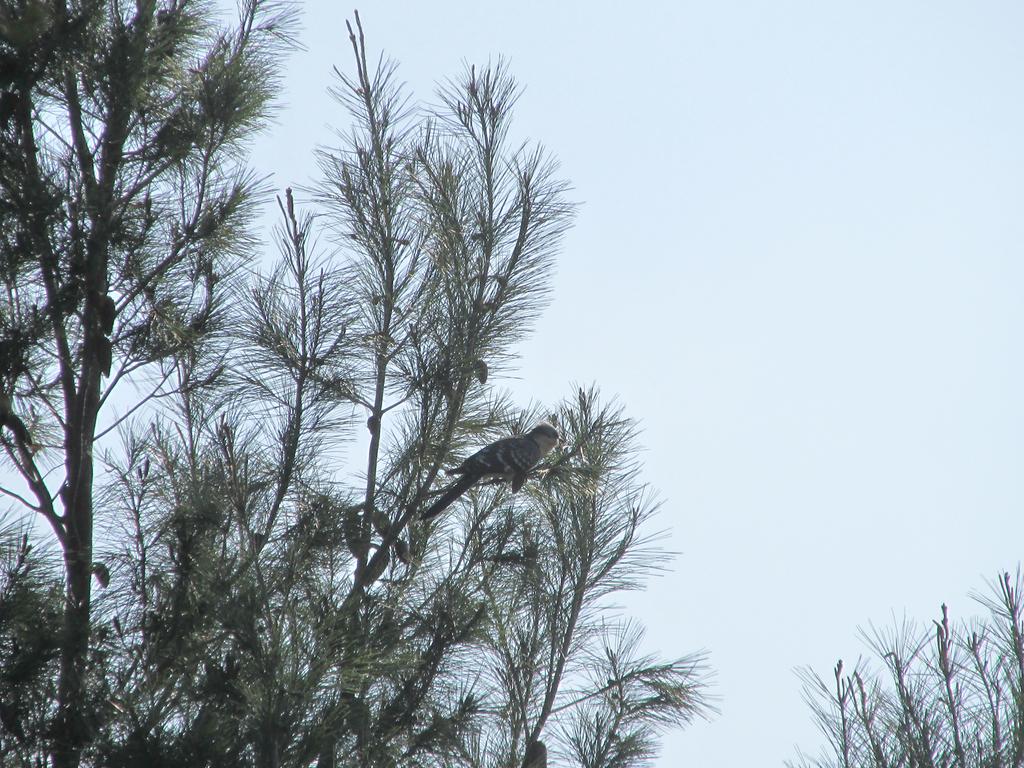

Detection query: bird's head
(528, 422), (560, 455)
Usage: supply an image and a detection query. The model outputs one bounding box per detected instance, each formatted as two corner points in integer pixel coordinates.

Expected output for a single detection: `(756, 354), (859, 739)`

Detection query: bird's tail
(420, 474), (476, 520)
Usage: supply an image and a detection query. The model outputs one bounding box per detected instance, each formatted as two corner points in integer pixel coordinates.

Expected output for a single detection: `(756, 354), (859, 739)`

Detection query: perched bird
(420, 423), (560, 520)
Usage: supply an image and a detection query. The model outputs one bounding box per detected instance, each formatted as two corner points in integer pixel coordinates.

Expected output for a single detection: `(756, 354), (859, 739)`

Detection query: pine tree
(792, 570), (1024, 768)
(0, 0), (298, 764)
(1, 10), (712, 767)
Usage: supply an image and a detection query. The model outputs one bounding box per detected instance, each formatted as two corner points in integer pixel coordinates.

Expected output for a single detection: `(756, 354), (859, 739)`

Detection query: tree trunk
(53, 526), (93, 768)
(53, 317), (103, 768)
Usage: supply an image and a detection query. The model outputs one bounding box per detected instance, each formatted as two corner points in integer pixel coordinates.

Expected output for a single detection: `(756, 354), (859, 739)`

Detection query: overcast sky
(249, 2), (1024, 764)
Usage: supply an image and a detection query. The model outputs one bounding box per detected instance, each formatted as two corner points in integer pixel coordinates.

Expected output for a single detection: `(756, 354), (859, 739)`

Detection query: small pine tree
(791, 569), (1024, 768)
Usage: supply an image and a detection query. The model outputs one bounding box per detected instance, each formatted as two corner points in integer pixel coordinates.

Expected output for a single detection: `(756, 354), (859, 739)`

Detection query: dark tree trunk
(54, 525), (92, 768)
(53, 457), (96, 768)
(53, 255), (106, 768)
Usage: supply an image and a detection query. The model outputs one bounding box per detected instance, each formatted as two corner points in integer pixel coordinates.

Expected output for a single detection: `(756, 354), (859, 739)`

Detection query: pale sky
(251, 2), (1024, 765)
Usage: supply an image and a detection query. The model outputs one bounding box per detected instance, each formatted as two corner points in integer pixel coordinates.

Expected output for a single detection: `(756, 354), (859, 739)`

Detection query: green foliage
(792, 570), (1024, 768)
(0, 0), (300, 765)
(0, 521), (62, 763)
(1, 8), (711, 768)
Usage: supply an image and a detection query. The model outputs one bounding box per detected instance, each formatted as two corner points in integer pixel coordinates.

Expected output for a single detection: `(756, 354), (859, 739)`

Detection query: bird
(420, 422), (560, 520)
